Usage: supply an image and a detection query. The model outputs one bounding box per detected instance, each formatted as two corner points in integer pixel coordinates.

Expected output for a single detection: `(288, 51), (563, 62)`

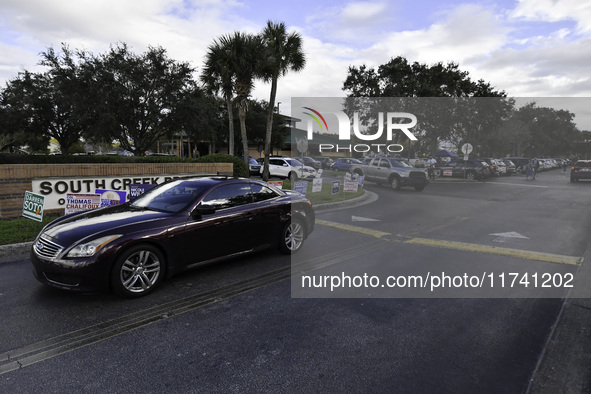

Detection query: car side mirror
(191, 204), (216, 218)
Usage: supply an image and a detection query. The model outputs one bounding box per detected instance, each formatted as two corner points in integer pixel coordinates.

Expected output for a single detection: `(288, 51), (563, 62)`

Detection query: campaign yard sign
(130, 184), (156, 200)
(65, 194), (101, 215)
(331, 181), (340, 195)
(344, 179), (359, 192)
(22, 191), (45, 222)
(312, 178), (323, 193)
(95, 189), (128, 207)
(294, 181), (308, 195)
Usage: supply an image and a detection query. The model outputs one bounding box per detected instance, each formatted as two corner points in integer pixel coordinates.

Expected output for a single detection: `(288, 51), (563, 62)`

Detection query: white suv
(261, 157), (317, 180)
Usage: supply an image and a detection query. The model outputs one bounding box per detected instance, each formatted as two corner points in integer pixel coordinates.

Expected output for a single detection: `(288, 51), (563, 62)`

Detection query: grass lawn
(279, 179), (365, 205)
(0, 214), (58, 246)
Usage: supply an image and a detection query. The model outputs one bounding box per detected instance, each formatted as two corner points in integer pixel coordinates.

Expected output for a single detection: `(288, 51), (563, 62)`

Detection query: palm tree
(202, 32), (261, 171)
(201, 35), (236, 156)
(231, 32), (263, 172)
(259, 21), (306, 181)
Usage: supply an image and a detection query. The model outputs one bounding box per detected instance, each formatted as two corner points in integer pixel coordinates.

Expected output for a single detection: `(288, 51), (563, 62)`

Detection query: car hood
(41, 204), (174, 246)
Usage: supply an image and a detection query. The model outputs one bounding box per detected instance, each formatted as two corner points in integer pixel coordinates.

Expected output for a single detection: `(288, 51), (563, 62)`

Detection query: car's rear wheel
(111, 244), (164, 298)
(288, 171), (298, 181)
(279, 218), (305, 254)
(465, 171), (476, 181)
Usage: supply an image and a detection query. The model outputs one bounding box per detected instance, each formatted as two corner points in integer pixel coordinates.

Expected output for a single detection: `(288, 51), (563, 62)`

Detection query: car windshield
(286, 158), (304, 166)
(131, 179), (210, 213)
(390, 159), (412, 168)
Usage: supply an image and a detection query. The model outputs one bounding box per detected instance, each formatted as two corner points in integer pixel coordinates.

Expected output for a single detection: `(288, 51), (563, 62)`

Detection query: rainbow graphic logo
(302, 107), (329, 132)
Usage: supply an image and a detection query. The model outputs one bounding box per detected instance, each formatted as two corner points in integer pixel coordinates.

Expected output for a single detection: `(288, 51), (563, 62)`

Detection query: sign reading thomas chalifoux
(22, 191), (45, 222)
(65, 193), (101, 215)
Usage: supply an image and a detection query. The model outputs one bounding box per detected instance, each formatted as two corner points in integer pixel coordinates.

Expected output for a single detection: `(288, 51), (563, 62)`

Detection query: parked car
(501, 159), (516, 175)
(494, 159), (507, 176)
(434, 159), (490, 180)
(506, 157), (530, 174)
(331, 158), (363, 172)
(261, 156), (317, 180)
(570, 160), (591, 182)
(351, 156), (429, 191)
(239, 156), (261, 176)
(313, 157), (335, 170)
(482, 159), (500, 176)
(301, 157), (322, 170)
(409, 158), (427, 168)
(31, 176), (315, 297)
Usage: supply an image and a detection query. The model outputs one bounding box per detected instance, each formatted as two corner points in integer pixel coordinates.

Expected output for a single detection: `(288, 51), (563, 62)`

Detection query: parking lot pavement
(527, 240), (591, 393)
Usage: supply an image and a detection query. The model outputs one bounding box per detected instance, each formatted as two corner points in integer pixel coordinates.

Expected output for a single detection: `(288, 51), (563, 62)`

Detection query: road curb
(0, 241), (32, 263)
(314, 189), (378, 212)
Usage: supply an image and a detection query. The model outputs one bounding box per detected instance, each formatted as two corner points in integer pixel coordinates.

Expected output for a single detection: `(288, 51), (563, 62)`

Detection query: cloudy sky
(1, 0), (590, 127)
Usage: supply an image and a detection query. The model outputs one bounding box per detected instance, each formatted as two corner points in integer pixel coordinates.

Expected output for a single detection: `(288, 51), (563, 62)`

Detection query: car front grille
(34, 236), (63, 259)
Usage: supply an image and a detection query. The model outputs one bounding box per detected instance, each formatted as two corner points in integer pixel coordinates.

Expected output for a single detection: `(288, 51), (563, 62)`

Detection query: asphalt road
(2, 169), (591, 393)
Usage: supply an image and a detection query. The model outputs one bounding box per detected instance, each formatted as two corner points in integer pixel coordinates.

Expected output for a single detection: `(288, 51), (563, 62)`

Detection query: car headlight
(67, 235), (122, 258)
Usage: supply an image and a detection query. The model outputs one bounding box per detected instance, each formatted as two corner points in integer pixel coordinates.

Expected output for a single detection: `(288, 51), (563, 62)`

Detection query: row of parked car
(432, 157), (571, 180)
(244, 155), (572, 182)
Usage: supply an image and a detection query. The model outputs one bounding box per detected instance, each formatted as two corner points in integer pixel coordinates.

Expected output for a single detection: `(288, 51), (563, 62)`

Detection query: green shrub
(0, 152), (248, 177)
(197, 154), (248, 177)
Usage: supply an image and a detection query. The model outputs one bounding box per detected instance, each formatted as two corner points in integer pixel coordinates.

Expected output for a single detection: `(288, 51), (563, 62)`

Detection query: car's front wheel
(390, 175), (401, 190)
(279, 219), (305, 254)
(465, 171), (476, 181)
(111, 244), (164, 298)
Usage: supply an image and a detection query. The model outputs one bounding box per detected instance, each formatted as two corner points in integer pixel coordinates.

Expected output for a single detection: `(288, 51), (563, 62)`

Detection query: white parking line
(485, 182), (548, 188)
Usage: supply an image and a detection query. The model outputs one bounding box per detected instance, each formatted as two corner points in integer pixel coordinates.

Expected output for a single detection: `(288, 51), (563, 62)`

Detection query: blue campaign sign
(331, 181), (340, 195)
(293, 181), (308, 195)
(130, 184), (156, 200)
(95, 189), (128, 207)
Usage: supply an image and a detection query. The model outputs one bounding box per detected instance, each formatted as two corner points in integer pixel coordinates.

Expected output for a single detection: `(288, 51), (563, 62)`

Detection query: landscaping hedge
(0, 153), (249, 177)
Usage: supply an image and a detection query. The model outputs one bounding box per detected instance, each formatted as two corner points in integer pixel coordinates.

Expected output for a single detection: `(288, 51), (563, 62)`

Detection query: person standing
(427, 156), (437, 180)
(525, 160), (535, 180)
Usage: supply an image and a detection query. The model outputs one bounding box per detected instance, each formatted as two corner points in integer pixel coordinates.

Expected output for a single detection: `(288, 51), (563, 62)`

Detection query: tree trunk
(263, 77), (278, 181)
(226, 95), (235, 156)
(239, 104), (250, 177)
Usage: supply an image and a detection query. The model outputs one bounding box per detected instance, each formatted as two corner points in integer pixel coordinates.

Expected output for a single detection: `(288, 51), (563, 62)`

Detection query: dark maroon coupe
(31, 176), (315, 298)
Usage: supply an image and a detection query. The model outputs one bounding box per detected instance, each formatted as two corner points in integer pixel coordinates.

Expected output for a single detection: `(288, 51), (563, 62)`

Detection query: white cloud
(360, 4), (510, 68)
(1, 0), (590, 123)
(511, 0), (591, 33)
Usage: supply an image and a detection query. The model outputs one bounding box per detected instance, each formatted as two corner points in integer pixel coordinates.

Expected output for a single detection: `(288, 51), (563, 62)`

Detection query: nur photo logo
(300, 105), (418, 154)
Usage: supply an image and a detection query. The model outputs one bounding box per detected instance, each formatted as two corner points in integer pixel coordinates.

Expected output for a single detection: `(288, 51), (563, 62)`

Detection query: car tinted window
(270, 159), (284, 166)
(251, 183), (280, 202)
(576, 161), (591, 167)
(201, 183), (253, 210)
(131, 180), (209, 212)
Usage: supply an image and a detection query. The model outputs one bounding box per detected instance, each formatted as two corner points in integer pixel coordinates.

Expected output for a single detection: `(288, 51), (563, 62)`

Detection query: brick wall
(0, 162), (233, 219)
